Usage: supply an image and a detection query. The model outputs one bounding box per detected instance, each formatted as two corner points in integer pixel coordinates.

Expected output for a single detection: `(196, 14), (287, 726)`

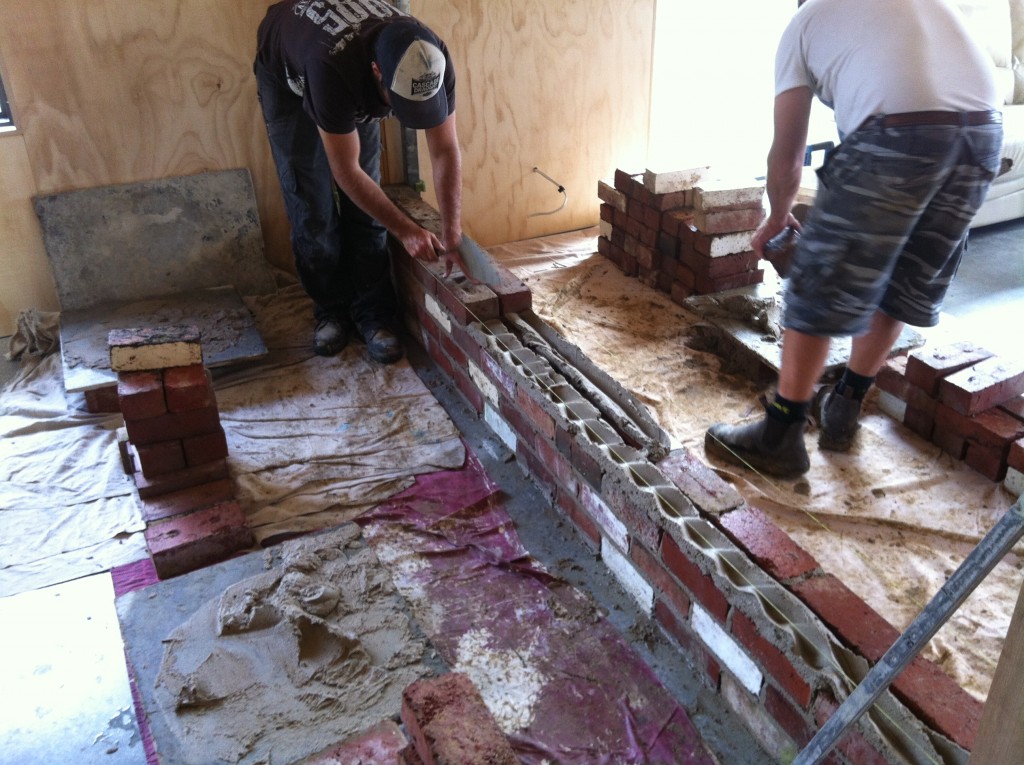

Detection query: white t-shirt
(776, 0), (1001, 136)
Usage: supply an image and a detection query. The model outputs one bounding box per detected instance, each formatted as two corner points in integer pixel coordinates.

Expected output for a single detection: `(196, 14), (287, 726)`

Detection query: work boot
(705, 406), (810, 478)
(813, 384), (862, 452)
(365, 327), (404, 364)
(313, 318), (351, 357)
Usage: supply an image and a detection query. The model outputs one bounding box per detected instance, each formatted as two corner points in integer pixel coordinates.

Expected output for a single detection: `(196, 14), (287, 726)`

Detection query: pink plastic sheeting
(360, 451), (718, 765)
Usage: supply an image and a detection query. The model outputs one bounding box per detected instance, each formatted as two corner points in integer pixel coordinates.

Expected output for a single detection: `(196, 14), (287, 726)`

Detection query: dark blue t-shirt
(256, 0), (456, 134)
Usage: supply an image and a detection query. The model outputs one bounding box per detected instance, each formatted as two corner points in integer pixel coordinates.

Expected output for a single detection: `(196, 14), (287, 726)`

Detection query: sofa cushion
(957, 0), (1015, 103)
(1012, 0), (1024, 102)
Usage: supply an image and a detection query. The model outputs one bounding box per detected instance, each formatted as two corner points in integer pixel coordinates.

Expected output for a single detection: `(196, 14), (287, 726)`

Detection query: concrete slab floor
(1, 218), (1015, 765)
(0, 574), (145, 765)
(0, 338), (772, 765)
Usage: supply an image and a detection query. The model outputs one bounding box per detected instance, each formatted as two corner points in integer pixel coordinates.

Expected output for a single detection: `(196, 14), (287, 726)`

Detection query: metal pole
(793, 497), (1024, 765)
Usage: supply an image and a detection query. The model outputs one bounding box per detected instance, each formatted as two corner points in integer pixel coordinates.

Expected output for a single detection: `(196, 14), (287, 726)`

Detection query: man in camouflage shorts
(705, 0), (1005, 477)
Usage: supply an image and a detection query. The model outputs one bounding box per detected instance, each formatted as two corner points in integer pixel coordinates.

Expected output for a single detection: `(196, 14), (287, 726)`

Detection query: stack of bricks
(876, 340), (1024, 490)
(110, 325), (253, 579)
(597, 166), (766, 302)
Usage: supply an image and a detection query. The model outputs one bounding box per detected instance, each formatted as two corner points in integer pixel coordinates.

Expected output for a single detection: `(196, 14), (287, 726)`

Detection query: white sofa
(959, 0), (1024, 227)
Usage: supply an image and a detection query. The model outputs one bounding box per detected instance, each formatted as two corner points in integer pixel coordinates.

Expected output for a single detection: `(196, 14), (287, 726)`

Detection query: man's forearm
(429, 147), (462, 251)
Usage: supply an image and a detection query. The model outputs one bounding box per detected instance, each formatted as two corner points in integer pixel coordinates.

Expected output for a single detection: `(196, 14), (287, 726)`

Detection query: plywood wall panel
(0, 0), (292, 338)
(0, 136), (59, 335)
(412, 0), (654, 247)
(0, 0), (655, 336)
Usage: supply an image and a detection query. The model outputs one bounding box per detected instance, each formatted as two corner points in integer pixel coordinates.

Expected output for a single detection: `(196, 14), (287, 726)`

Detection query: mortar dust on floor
(486, 226), (1023, 704)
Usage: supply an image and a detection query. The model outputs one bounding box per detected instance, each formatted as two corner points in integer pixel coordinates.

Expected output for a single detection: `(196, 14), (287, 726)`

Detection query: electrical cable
(528, 166), (568, 217)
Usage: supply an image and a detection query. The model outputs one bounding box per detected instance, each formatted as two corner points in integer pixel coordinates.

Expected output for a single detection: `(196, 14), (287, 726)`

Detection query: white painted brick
(468, 359), (499, 406)
(643, 165), (710, 194)
(706, 230), (755, 258)
(599, 220), (613, 239)
(1005, 466), (1024, 498)
(694, 180), (765, 210)
(109, 342), (202, 372)
(424, 293), (452, 334)
(691, 604), (763, 695)
(483, 402), (517, 452)
(876, 390), (908, 423)
(580, 482), (628, 551)
(601, 536), (654, 615)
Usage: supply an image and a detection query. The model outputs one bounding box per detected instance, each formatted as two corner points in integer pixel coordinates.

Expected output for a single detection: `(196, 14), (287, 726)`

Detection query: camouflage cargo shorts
(783, 118), (1004, 335)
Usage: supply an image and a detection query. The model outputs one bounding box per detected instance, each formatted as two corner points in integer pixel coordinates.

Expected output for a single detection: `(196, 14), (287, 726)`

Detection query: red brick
(933, 403), (1024, 450)
(642, 203), (662, 232)
(651, 189), (690, 212)
(124, 405), (221, 446)
(479, 352), (516, 400)
(719, 506), (818, 581)
(764, 683), (813, 748)
(905, 341), (993, 396)
(535, 435), (578, 497)
(661, 533), (729, 623)
(631, 539), (692, 620)
(145, 500), (253, 580)
(939, 355), (1024, 416)
(614, 169), (644, 196)
(875, 355), (911, 400)
(694, 268), (763, 295)
(1000, 395), (1024, 423)
(732, 610), (811, 708)
(598, 180), (627, 213)
(1010, 438), (1024, 472)
(139, 477), (237, 522)
(812, 692), (890, 765)
(136, 439), (187, 478)
(903, 385), (937, 440)
(117, 371), (166, 420)
(680, 247), (761, 280)
(893, 657), (982, 750)
(450, 359), (484, 415)
(182, 426), (229, 466)
(132, 457), (231, 499)
(162, 364), (214, 412)
(654, 599), (720, 688)
(964, 441), (1008, 482)
(84, 384), (121, 414)
(434, 271), (500, 325)
(569, 436), (604, 491)
(791, 574), (898, 661)
(401, 673), (517, 765)
(491, 263), (532, 316)
(932, 428), (967, 460)
(554, 486), (601, 551)
(515, 387), (555, 442)
(599, 202), (615, 222)
(657, 449), (743, 515)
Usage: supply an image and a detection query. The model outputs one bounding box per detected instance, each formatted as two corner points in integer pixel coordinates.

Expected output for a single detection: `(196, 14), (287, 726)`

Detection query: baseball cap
(375, 19), (449, 130)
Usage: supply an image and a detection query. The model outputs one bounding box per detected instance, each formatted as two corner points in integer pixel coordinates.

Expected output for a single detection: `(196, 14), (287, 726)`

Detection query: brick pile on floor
(597, 166), (766, 301)
(877, 339), (1024, 490)
(110, 325), (253, 579)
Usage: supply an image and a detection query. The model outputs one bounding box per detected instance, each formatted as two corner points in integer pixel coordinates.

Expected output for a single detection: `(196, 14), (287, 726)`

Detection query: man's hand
(752, 211), (801, 256)
(397, 223), (445, 264)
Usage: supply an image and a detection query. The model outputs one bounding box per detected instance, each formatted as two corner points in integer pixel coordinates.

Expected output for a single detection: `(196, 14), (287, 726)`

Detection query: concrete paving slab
(34, 169), (275, 312)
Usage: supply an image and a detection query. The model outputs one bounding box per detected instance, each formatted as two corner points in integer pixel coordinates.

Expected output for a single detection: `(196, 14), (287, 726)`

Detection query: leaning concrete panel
(34, 168), (276, 311)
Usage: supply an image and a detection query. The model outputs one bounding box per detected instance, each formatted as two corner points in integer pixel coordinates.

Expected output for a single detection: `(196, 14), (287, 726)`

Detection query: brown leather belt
(866, 110), (1002, 129)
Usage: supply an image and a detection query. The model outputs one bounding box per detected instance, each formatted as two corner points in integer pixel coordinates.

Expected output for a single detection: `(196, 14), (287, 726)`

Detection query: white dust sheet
(0, 279), (464, 598)
(488, 227), (1023, 703)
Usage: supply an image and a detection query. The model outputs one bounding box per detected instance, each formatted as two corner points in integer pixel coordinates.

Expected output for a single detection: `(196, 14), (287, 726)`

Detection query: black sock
(835, 369), (875, 400)
(767, 393), (809, 423)
(763, 394), (808, 447)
